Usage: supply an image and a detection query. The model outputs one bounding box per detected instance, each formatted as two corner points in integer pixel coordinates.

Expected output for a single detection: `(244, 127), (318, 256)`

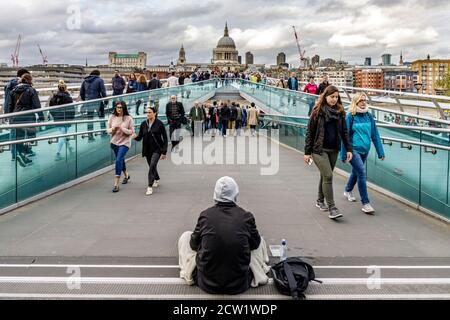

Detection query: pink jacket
(107, 115), (135, 148)
(304, 83), (318, 95)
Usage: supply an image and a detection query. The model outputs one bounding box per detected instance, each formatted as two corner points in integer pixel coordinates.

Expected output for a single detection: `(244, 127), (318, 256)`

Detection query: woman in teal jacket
(340, 93), (385, 214)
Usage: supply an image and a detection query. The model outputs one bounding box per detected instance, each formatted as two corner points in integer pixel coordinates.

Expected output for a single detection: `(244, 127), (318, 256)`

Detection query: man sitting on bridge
(178, 176), (270, 295)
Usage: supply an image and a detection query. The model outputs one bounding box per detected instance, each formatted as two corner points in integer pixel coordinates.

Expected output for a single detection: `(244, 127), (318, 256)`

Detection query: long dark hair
(311, 85), (344, 119)
(113, 101), (130, 116)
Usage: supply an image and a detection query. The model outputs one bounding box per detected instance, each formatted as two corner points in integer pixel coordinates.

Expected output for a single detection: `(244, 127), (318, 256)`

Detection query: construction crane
(11, 34), (21, 67)
(292, 26), (306, 69)
(37, 44), (48, 65)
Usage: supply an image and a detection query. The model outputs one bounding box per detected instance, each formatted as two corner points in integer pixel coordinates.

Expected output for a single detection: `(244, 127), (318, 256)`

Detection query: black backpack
(271, 257), (322, 300)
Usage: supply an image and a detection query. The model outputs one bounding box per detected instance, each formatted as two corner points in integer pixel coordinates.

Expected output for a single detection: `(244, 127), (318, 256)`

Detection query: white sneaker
(344, 191), (356, 202)
(362, 204), (375, 214)
(146, 187), (153, 196)
(152, 180), (159, 188)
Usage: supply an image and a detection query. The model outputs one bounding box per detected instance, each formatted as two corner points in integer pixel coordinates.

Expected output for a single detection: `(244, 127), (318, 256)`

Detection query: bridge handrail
(262, 117), (450, 151)
(237, 79), (450, 126)
(0, 79), (216, 120)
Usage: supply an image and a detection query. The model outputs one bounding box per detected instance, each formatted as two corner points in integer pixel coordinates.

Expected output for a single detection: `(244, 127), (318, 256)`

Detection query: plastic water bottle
(280, 239), (287, 261)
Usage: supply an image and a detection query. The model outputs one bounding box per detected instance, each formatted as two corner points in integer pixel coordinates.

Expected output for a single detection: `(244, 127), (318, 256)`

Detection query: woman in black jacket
(49, 80), (75, 160)
(134, 106), (168, 195)
(304, 86), (352, 220)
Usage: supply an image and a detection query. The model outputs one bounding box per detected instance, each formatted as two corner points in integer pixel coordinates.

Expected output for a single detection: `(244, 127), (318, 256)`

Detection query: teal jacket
(340, 112), (385, 161)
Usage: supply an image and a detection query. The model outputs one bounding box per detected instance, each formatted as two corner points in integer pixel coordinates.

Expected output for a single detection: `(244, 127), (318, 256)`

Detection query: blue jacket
(3, 78), (19, 113)
(112, 75), (126, 94)
(135, 82), (147, 92)
(340, 112), (385, 161)
(287, 77), (298, 91)
(80, 75), (107, 101)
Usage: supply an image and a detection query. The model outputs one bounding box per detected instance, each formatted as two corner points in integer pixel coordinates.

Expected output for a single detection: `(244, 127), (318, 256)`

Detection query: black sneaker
(315, 201), (328, 211)
(329, 207), (343, 220)
(16, 155), (27, 167)
(122, 175), (130, 184)
(112, 186), (119, 193)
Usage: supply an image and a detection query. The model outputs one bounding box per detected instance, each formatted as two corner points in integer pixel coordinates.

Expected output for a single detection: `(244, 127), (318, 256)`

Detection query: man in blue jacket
(111, 70), (126, 96)
(287, 72), (299, 106)
(80, 70), (107, 141)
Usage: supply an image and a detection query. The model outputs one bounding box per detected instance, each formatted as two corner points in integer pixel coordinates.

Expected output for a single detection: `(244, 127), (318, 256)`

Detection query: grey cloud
(0, 0), (448, 66)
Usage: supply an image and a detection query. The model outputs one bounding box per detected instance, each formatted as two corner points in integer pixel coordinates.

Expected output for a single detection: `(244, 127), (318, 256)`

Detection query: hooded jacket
(3, 78), (19, 114)
(190, 177), (261, 295)
(8, 83), (42, 123)
(49, 91), (75, 121)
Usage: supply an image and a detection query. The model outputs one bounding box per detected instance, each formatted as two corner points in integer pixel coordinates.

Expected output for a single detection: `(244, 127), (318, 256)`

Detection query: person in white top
(184, 75), (192, 99)
(167, 72), (179, 88)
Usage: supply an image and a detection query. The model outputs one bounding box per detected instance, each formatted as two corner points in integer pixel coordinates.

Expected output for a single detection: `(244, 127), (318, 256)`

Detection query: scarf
(356, 106), (369, 114)
(322, 105), (340, 122)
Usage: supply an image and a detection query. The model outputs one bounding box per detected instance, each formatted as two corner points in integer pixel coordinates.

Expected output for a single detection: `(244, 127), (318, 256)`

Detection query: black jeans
(169, 122), (182, 149)
(146, 152), (161, 187)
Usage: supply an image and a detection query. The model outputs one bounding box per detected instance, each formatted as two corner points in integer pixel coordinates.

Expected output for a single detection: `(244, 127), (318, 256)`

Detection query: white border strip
(0, 277), (449, 285)
(1, 264), (450, 269)
(0, 293), (448, 300)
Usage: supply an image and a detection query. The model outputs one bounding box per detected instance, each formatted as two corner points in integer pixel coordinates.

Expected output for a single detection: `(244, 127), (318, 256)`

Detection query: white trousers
(178, 231), (271, 288)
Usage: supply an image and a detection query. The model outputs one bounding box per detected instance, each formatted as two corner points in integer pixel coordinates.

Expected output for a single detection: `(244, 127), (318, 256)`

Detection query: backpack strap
(283, 261), (301, 300)
(14, 92), (25, 110)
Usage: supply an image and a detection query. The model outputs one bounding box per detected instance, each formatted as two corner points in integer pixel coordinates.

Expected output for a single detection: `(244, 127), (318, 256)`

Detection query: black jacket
(220, 106), (230, 121)
(165, 101), (185, 125)
(8, 84), (42, 123)
(305, 106), (352, 155)
(317, 81), (330, 96)
(49, 91), (75, 121)
(148, 78), (162, 90)
(190, 202), (261, 295)
(134, 118), (168, 156)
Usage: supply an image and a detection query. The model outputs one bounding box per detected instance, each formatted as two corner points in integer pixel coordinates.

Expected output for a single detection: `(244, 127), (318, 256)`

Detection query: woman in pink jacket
(304, 76), (318, 116)
(107, 101), (135, 192)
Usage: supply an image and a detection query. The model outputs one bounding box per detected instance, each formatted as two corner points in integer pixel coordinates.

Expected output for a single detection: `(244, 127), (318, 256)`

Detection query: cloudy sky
(0, 0), (449, 67)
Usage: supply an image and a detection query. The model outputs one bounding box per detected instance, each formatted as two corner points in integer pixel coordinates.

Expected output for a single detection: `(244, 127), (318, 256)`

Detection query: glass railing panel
(15, 127), (78, 203)
(0, 144), (16, 209)
(420, 146), (450, 219)
(75, 122), (113, 178)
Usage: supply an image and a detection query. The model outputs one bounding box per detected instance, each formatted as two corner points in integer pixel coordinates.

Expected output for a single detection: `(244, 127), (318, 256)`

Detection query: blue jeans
(57, 126), (70, 154)
(111, 144), (129, 177)
(345, 152), (370, 205)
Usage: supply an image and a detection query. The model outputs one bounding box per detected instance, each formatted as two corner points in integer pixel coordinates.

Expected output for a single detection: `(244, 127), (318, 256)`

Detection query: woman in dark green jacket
(304, 86), (352, 220)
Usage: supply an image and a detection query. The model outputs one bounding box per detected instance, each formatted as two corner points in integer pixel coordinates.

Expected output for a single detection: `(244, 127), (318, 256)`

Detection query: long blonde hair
(349, 92), (368, 116)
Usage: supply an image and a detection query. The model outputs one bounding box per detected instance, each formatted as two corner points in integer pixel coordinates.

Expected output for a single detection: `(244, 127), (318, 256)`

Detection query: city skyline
(0, 0), (449, 67)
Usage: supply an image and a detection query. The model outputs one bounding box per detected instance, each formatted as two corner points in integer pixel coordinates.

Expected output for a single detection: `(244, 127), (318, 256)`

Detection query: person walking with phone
(107, 101), (134, 193)
(304, 86), (352, 220)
